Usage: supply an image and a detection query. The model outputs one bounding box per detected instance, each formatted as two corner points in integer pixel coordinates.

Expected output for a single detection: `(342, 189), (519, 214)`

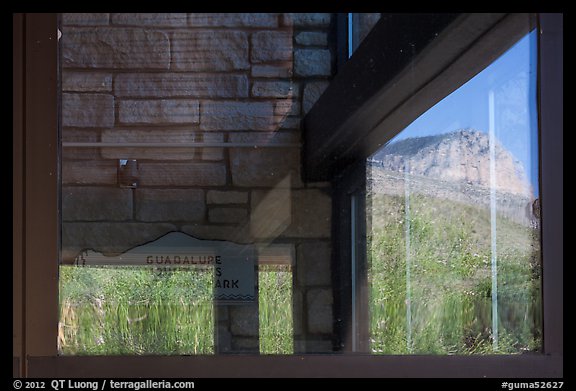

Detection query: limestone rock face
(371, 129), (532, 196)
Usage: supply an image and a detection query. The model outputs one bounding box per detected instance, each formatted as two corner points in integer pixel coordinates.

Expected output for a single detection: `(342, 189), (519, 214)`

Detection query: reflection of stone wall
(61, 13), (335, 354)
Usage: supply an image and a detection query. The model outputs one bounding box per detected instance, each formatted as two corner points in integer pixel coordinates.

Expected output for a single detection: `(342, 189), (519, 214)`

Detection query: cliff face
(370, 129), (532, 197)
(368, 129), (536, 226)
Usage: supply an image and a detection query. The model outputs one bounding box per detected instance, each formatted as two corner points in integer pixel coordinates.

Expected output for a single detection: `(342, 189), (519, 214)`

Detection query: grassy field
(59, 264), (294, 355)
(59, 190), (540, 356)
(367, 192), (542, 354)
(58, 266), (215, 355)
(259, 265), (294, 354)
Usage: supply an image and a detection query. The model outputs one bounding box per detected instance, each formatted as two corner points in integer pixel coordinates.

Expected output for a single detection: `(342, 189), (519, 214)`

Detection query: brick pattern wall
(61, 13), (335, 353)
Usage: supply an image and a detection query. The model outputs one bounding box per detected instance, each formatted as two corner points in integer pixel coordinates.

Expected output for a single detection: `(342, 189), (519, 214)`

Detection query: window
(14, 12), (562, 378)
(366, 31), (541, 354)
(305, 12), (561, 376)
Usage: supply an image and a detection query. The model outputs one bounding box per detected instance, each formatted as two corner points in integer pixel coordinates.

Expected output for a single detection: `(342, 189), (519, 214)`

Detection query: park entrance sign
(74, 231), (256, 303)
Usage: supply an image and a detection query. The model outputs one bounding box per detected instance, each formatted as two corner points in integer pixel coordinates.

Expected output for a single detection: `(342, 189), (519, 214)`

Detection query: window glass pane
(58, 12), (333, 356)
(366, 31), (541, 354)
(57, 13), (542, 359)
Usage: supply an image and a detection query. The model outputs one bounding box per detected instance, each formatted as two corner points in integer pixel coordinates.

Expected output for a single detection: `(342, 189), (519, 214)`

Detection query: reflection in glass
(58, 266), (214, 355)
(366, 31), (541, 354)
(58, 12), (328, 356)
(259, 264), (294, 354)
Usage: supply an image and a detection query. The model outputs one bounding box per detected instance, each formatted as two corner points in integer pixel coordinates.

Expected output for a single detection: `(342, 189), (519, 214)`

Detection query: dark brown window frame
(13, 12), (562, 378)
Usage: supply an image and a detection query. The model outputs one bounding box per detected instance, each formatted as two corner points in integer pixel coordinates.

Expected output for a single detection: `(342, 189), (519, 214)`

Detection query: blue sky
(387, 30), (539, 196)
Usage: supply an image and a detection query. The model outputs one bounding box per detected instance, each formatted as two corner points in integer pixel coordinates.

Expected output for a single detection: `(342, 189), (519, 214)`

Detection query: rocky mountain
(368, 129), (536, 226)
(370, 129), (532, 197)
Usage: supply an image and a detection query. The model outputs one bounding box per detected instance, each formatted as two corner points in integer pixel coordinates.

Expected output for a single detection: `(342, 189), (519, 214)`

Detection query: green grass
(59, 266), (215, 355)
(59, 192), (540, 356)
(259, 265), (294, 354)
(59, 264), (294, 355)
(367, 193), (542, 354)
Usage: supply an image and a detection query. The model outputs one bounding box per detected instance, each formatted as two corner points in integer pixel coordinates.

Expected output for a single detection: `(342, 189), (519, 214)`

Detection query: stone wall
(61, 13), (335, 353)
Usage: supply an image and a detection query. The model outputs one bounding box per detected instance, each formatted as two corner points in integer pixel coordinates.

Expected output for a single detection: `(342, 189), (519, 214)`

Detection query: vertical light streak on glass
(348, 13), (354, 58)
(489, 89), (499, 350)
(404, 161), (412, 352)
(351, 194), (357, 352)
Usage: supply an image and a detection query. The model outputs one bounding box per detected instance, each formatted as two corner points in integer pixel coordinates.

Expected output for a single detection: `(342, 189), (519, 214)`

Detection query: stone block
(139, 162), (227, 186)
(61, 27), (170, 69)
(62, 160), (117, 185)
(135, 189), (205, 222)
(215, 325), (232, 353)
(199, 132), (225, 161)
(284, 13), (331, 27)
(62, 93), (114, 128)
(283, 189), (331, 238)
(229, 132), (301, 188)
(188, 13), (278, 28)
(62, 186), (132, 221)
(230, 147), (300, 187)
(295, 31), (328, 46)
(306, 288), (333, 334)
(250, 31), (293, 63)
(62, 13), (110, 25)
(297, 242), (332, 286)
(292, 287), (304, 336)
(303, 81), (330, 113)
(62, 72), (112, 92)
(115, 73), (249, 98)
(229, 305), (259, 337)
(278, 117), (302, 130)
(208, 207), (248, 224)
(294, 48), (331, 77)
(118, 99), (199, 124)
(231, 337), (259, 352)
(275, 100), (301, 117)
(171, 31), (249, 71)
(251, 81), (299, 98)
(111, 13), (187, 26)
(251, 65), (292, 78)
(200, 100), (275, 131)
(207, 190), (249, 205)
(250, 183), (292, 240)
